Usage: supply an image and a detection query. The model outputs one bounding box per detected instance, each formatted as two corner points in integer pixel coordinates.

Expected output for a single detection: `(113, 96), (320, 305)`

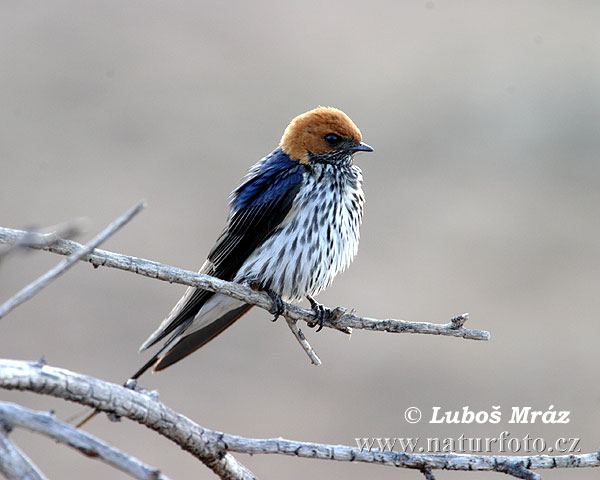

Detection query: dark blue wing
(207, 148), (304, 279)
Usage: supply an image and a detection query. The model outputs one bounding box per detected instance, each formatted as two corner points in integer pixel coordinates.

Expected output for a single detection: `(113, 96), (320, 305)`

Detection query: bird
(73, 107), (371, 429)
(131, 106), (373, 380)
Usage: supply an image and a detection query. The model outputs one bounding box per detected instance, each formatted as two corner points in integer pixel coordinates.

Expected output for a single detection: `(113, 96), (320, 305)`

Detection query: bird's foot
(266, 289), (284, 321)
(307, 295), (331, 332)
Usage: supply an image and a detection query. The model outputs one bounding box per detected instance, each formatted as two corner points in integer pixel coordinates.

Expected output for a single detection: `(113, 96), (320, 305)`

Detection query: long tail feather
(154, 304), (252, 371)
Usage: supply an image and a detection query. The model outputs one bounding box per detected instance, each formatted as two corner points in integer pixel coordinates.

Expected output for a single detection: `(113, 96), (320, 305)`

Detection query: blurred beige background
(2, 1), (600, 479)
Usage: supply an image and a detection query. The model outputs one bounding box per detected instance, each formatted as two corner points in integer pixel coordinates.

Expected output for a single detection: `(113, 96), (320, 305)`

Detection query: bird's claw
(266, 289), (284, 321)
(307, 295), (331, 332)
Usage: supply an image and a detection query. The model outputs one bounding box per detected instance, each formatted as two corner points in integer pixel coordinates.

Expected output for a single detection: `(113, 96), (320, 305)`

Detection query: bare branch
(2, 360), (599, 479)
(0, 360), (255, 480)
(285, 318), (321, 365)
(0, 401), (171, 480)
(0, 217), (89, 263)
(0, 202), (146, 320)
(0, 226), (490, 346)
(496, 461), (540, 479)
(0, 418), (47, 480)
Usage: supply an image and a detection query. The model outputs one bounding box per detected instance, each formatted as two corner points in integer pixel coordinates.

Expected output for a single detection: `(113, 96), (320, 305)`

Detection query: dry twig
(0, 217), (88, 264)
(0, 202), (146, 320)
(284, 317), (321, 365)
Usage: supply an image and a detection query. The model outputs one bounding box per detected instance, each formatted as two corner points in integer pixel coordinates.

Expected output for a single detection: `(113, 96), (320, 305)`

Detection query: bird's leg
(266, 289), (284, 321)
(306, 295), (331, 332)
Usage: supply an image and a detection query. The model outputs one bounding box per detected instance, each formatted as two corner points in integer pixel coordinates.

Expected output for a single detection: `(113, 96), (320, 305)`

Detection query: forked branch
(0, 202), (146, 320)
(1, 360), (598, 480)
(0, 401), (170, 480)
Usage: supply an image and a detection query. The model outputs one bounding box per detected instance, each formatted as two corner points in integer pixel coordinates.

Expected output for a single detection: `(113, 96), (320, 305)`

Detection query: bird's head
(280, 107), (373, 164)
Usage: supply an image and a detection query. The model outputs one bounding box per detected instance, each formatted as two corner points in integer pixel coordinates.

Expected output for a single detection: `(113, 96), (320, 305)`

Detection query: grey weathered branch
(0, 418), (46, 480)
(0, 202), (146, 320)
(0, 359), (255, 480)
(0, 217), (88, 264)
(0, 225), (490, 345)
(285, 317), (321, 365)
(2, 360), (599, 479)
(0, 401), (171, 480)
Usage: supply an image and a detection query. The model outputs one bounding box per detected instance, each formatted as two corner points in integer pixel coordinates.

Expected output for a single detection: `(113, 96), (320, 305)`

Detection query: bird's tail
(131, 302), (253, 379)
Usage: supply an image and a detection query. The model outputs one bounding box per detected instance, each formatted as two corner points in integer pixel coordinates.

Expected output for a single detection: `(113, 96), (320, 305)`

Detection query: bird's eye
(323, 133), (343, 147)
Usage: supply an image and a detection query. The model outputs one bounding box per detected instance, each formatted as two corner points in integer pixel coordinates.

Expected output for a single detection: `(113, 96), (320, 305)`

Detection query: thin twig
(0, 418), (47, 480)
(285, 318), (321, 365)
(0, 217), (88, 264)
(0, 202), (146, 320)
(0, 226), (490, 344)
(0, 402), (171, 480)
(2, 360), (599, 479)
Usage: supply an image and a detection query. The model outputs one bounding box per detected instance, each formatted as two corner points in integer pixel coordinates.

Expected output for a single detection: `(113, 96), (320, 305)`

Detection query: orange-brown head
(280, 107), (373, 163)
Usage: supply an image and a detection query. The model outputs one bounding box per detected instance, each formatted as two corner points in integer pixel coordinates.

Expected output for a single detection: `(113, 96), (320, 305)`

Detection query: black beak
(348, 141), (374, 153)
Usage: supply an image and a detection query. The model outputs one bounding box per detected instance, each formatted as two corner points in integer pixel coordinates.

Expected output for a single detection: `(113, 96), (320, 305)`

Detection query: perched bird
(132, 106), (372, 379)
